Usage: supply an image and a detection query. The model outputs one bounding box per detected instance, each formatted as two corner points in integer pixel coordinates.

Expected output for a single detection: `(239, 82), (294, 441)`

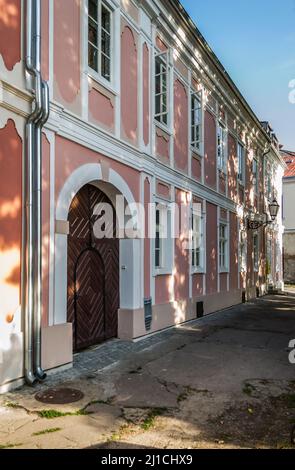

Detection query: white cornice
(46, 102), (237, 212)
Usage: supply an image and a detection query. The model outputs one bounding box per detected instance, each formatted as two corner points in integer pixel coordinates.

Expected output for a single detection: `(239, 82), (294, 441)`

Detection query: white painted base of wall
(118, 289), (243, 340)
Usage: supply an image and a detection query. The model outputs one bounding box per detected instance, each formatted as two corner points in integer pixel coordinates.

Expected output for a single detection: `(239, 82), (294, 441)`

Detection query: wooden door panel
(67, 184), (119, 352)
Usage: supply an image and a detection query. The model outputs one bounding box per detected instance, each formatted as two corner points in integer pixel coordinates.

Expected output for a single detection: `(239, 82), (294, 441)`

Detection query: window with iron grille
(88, 0), (112, 82)
(191, 92), (202, 151)
(191, 212), (204, 270)
(155, 52), (168, 126)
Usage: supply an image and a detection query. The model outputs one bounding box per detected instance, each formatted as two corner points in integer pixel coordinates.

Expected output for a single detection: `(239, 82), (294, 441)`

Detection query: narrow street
(1, 294), (295, 449)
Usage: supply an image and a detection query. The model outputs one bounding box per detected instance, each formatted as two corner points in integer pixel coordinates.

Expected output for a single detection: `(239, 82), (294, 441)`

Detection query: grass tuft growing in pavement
(32, 427), (62, 436)
(0, 443), (23, 449)
(37, 408), (89, 419)
(141, 408), (166, 431)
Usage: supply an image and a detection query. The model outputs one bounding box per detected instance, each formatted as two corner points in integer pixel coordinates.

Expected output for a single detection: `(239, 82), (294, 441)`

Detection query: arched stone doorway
(67, 184), (119, 351)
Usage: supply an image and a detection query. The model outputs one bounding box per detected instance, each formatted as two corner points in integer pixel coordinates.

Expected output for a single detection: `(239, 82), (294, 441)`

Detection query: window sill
(191, 268), (205, 275)
(154, 119), (172, 136)
(87, 69), (118, 96)
(191, 146), (204, 159)
(154, 268), (173, 277)
(219, 269), (229, 274)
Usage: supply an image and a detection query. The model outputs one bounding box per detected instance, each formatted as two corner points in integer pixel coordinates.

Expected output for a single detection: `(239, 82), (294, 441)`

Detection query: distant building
(282, 150), (295, 283)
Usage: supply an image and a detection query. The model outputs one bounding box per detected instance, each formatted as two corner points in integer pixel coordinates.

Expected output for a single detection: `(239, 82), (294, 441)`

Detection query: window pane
(88, 43), (98, 71)
(155, 95), (161, 115)
(101, 54), (110, 80)
(101, 5), (111, 33)
(89, 0), (98, 20)
(101, 30), (110, 57)
(89, 18), (98, 45)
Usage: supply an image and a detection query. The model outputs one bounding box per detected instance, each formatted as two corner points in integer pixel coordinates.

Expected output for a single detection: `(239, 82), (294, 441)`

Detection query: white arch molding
(52, 163), (142, 327)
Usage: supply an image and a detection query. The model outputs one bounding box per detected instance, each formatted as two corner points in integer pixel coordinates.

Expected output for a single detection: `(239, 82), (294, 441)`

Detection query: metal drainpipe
(34, 80), (49, 381)
(24, 0), (48, 384)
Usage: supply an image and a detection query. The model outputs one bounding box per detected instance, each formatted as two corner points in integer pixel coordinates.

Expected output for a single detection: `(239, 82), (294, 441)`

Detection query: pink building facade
(0, 0), (285, 391)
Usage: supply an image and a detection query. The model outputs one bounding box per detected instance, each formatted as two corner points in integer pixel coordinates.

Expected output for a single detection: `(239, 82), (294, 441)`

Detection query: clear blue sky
(180, 0), (295, 150)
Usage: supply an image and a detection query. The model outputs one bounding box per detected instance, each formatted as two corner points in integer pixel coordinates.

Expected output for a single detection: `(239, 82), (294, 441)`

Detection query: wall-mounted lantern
(248, 199), (280, 230)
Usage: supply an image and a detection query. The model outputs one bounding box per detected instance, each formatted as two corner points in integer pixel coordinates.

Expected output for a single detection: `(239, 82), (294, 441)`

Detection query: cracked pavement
(1, 294), (295, 449)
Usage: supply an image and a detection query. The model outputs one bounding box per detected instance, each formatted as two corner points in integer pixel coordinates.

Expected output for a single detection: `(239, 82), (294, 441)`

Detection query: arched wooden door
(67, 184), (119, 352)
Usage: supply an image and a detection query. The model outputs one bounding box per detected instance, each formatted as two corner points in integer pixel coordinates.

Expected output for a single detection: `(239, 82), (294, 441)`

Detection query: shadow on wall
(0, 120), (22, 327)
(0, 118), (23, 387)
(0, 0), (21, 71)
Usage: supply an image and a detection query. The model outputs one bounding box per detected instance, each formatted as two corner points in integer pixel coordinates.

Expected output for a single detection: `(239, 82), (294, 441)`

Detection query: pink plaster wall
(229, 212), (238, 289)
(220, 273), (228, 292)
(247, 230), (253, 288)
(121, 25), (138, 145)
(89, 87), (115, 131)
(143, 43), (150, 147)
(42, 134), (50, 327)
(191, 155), (202, 181)
(219, 172), (226, 194)
(54, 0), (80, 104)
(174, 79), (188, 173)
(174, 189), (189, 301)
(204, 110), (216, 189)
(55, 136), (140, 205)
(41, 0), (49, 81)
(144, 177), (150, 299)
(192, 273), (203, 297)
(0, 119), (22, 323)
(156, 36), (168, 52)
(156, 127), (170, 162)
(228, 133), (237, 202)
(156, 181), (171, 199)
(0, 0), (21, 70)
(206, 203), (217, 294)
(155, 275), (171, 305)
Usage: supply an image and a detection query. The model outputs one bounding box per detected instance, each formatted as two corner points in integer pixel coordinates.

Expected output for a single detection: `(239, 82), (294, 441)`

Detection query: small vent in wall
(144, 298), (152, 331)
(196, 301), (204, 318)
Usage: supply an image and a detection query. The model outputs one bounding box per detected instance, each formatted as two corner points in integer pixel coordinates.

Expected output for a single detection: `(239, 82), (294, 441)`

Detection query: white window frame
(219, 222), (229, 272)
(191, 210), (205, 273)
(253, 232), (259, 272)
(239, 230), (247, 273)
(217, 123), (227, 172)
(87, 0), (114, 85)
(155, 51), (169, 127)
(238, 142), (245, 184)
(191, 90), (203, 154)
(153, 201), (173, 276)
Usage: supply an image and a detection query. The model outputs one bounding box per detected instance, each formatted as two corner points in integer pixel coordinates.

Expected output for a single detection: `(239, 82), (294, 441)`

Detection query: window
(219, 223), (228, 271)
(217, 124), (227, 171)
(88, 0), (112, 82)
(191, 212), (204, 270)
(155, 53), (168, 126)
(191, 92), (202, 151)
(155, 205), (163, 268)
(239, 230), (247, 272)
(238, 143), (245, 184)
(154, 203), (173, 273)
(252, 158), (259, 194)
(253, 233), (259, 271)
